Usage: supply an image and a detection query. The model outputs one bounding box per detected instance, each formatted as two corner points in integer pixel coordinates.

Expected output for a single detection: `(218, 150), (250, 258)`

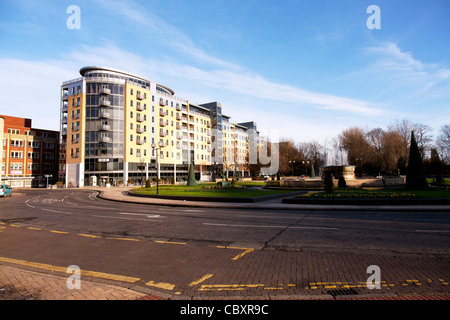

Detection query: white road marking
(118, 212), (163, 218)
(416, 229), (450, 233)
(25, 199), (35, 208)
(203, 223), (339, 230)
(41, 208), (72, 215)
(93, 215), (162, 222)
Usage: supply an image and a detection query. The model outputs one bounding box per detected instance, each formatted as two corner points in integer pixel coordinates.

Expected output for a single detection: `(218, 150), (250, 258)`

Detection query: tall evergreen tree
(187, 160), (196, 186)
(406, 131), (428, 190)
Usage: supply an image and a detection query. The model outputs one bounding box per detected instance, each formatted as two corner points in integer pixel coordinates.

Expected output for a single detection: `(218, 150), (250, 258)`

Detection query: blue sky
(0, 0), (449, 144)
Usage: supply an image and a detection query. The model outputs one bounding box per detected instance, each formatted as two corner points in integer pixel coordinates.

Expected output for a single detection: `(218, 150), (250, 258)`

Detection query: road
(0, 189), (449, 298)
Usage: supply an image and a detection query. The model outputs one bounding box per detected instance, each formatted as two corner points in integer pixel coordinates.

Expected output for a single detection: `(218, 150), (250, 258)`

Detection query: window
(10, 140), (23, 147)
(28, 141), (40, 148)
(130, 88), (133, 95)
(130, 148), (133, 155)
(28, 163), (39, 171)
(28, 152), (39, 160)
(130, 100), (133, 107)
(44, 153), (55, 160)
(43, 163), (54, 171)
(10, 151), (23, 159)
(10, 163), (23, 170)
(130, 135), (133, 142)
(130, 111), (133, 118)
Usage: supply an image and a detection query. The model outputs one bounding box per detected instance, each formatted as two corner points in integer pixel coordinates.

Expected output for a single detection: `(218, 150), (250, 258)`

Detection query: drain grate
(327, 288), (359, 298)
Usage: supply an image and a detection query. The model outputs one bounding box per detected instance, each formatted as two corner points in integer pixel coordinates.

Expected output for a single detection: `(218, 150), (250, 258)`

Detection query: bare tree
(436, 124), (450, 164)
(339, 127), (371, 165)
(278, 138), (304, 176)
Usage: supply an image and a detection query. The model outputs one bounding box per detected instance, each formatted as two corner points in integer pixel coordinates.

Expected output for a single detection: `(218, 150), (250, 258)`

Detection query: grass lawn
(297, 188), (450, 199)
(132, 184), (297, 198)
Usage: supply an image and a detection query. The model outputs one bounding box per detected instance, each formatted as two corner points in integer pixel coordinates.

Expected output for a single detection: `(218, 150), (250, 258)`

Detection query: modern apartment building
(0, 115), (59, 187)
(60, 66), (259, 187)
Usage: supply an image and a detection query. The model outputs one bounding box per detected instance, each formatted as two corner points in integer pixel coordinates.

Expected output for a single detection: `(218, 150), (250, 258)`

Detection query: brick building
(0, 115), (59, 187)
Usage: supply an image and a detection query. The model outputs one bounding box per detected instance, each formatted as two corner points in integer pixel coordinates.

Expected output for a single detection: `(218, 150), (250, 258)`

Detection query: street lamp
(302, 160), (310, 178)
(139, 158), (145, 187)
(289, 160), (296, 176)
(151, 142), (165, 195)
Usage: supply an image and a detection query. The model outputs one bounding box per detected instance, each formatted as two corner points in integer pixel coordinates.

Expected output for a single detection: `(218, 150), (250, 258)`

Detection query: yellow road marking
(112, 237), (140, 242)
(0, 256), (140, 283)
(199, 284), (264, 291)
(154, 240), (186, 245)
(50, 230), (68, 234)
(216, 246), (254, 260)
(146, 281), (175, 291)
(188, 274), (214, 287)
(27, 227), (42, 231)
(78, 234), (102, 239)
(10, 224), (21, 228)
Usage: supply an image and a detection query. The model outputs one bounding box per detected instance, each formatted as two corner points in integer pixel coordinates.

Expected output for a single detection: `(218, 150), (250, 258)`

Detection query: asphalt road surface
(2, 189), (449, 255)
(0, 189), (449, 298)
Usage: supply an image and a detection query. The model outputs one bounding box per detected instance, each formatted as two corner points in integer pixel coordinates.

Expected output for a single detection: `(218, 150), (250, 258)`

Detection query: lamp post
(151, 142), (165, 195)
(302, 160), (309, 178)
(289, 160), (295, 176)
(139, 158), (145, 187)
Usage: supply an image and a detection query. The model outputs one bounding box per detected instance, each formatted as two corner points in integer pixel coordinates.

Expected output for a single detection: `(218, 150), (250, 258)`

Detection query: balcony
(159, 120), (167, 127)
(136, 104), (144, 111)
(176, 114), (181, 120)
(99, 99), (111, 107)
(136, 93), (144, 100)
(62, 116), (67, 124)
(136, 115), (144, 122)
(100, 124), (111, 131)
(137, 139), (145, 145)
(176, 133), (182, 140)
(136, 127), (144, 134)
(159, 131), (167, 137)
(206, 122), (211, 128)
(99, 88), (111, 95)
(176, 143), (181, 149)
(99, 136), (112, 143)
(99, 111), (111, 119)
(206, 138), (211, 144)
(159, 110), (166, 117)
(159, 99), (167, 106)
(62, 92), (68, 101)
(176, 105), (182, 111)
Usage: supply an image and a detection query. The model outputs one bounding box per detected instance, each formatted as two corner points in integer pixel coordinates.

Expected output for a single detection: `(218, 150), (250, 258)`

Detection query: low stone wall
(280, 176), (405, 189)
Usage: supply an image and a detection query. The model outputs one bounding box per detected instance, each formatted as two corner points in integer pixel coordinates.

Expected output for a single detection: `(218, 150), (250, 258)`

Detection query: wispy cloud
(91, 0), (381, 116)
(363, 41), (450, 99)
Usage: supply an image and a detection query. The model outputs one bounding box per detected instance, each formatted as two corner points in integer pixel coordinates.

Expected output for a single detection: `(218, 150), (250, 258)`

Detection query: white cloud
(362, 41), (450, 99)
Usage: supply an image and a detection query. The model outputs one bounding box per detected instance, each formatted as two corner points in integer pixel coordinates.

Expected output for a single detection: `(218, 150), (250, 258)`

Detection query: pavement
(96, 186), (450, 212)
(1, 186), (449, 301)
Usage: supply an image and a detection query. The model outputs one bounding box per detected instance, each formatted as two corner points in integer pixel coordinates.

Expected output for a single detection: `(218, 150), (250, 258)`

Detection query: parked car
(0, 185), (13, 197)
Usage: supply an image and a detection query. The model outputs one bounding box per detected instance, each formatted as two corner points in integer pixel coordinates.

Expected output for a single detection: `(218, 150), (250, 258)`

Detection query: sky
(0, 0), (449, 146)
